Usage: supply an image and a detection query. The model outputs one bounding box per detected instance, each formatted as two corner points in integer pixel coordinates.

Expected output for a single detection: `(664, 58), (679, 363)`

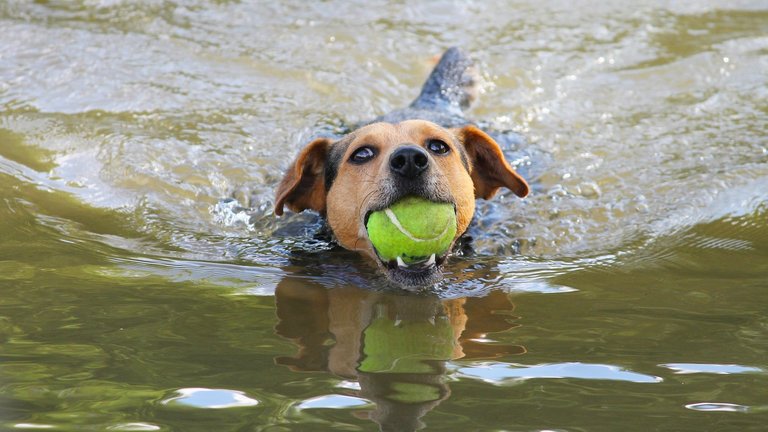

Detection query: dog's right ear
(453, 125), (529, 199)
(274, 138), (333, 216)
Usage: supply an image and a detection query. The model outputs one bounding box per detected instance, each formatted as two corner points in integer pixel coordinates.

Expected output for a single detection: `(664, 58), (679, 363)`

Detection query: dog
(274, 48), (529, 287)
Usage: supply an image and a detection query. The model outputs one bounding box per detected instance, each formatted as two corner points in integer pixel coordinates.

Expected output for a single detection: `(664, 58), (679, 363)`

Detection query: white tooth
(396, 256), (409, 268)
(426, 254), (436, 267)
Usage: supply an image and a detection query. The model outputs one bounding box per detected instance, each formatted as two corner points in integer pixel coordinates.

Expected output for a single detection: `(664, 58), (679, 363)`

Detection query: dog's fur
(275, 48), (529, 286)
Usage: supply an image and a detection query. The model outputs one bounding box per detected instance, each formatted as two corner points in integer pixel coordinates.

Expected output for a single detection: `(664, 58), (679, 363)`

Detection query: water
(1, 1), (767, 430)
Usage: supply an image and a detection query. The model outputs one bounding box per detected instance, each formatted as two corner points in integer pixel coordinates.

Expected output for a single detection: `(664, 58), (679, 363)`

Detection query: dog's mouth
(367, 244), (450, 288)
(363, 202), (456, 288)
(381, 251), (447, 271)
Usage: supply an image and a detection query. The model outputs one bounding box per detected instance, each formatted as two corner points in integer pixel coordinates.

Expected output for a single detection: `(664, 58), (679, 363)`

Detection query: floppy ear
(274, 138), (333, 216)
(454, 125), (529, 199)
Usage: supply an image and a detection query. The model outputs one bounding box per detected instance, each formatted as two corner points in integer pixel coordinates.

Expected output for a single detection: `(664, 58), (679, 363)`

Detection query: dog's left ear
(453, 125), (529, 199)
(274, 138), (332, 216)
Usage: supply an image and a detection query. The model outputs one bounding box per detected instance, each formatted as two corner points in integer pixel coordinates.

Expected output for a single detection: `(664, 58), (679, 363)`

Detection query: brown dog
(275, 48), (529, 286)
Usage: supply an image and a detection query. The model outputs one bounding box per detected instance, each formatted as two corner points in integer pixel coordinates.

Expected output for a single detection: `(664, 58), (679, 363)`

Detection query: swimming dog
(274, 48), (529, 286)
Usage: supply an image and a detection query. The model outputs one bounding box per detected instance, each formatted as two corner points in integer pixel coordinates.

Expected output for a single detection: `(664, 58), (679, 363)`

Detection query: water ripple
(662, 363), (764, 375)
(685, 402), (750, 413)
(455, 362), (662, 384)
(160, 388), (259, 409)
(296, 394), (372, 410)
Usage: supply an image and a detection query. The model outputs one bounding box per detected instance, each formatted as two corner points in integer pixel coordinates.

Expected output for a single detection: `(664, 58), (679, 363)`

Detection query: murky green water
(2, 1), (768, 430)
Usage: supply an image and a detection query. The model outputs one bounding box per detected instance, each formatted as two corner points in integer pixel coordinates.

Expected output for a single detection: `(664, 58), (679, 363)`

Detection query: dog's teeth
(396, 256), (409, 268)
(426, 254), (436, 267)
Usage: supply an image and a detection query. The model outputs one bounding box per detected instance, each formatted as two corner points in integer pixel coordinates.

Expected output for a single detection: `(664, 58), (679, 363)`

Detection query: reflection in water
(457, 362), (662, 384)
(161, 388), (260, 409)
(274, 280), (524, 431)
(685, 403), (751, 413)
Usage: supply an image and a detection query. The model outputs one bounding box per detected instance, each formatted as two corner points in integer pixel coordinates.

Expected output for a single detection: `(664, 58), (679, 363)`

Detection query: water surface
(1, 1), (767, 430)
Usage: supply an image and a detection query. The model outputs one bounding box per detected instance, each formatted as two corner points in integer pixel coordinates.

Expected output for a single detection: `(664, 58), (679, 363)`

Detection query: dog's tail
(410, 47), (479, 115)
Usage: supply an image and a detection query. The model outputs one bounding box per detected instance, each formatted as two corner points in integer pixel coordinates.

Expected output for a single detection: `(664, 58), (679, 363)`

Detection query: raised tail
(410, 47), (479, 115)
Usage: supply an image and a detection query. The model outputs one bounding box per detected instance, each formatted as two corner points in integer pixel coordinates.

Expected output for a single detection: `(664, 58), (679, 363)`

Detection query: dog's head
(275, 120), (528, 286)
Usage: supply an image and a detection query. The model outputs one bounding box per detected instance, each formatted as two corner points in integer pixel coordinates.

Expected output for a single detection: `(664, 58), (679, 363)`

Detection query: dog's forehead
(398, 119), (451, 137)
(350, 120), (451, 148)
(324, 120), (462, 191)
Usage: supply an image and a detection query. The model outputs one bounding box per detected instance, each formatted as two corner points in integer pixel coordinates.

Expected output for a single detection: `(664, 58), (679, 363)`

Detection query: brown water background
(1, 1), (767, 430)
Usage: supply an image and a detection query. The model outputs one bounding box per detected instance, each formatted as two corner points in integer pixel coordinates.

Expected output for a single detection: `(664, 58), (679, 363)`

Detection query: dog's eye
(350, 146), (376, 164)
(426, 139), (450, 155)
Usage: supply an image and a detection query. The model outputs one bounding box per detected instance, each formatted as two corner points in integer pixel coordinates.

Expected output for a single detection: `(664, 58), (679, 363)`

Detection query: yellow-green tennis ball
(366, 196), (457, 263)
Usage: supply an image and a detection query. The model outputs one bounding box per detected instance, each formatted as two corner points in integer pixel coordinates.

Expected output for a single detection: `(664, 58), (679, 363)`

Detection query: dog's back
(368, 47), (478, 128)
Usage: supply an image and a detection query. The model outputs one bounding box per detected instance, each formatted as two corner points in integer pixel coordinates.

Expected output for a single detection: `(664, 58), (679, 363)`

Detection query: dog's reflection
(274, 279), (524, 431)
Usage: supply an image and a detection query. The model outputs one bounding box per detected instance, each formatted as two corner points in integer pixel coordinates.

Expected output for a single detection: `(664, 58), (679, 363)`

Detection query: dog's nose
(390, 145), (429, 178)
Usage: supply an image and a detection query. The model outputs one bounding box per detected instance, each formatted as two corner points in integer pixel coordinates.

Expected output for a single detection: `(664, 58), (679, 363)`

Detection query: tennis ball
(365, 196), (457, 264)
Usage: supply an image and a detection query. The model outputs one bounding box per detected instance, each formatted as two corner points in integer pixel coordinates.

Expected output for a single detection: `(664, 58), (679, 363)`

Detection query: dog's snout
(390, 145), (429, 178)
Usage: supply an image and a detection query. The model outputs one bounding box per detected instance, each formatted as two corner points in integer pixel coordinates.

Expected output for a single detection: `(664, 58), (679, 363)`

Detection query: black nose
(389, 145), (429, 178)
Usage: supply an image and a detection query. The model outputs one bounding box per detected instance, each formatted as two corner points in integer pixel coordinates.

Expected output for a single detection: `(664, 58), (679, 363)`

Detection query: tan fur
(275, 120), (528, 263)
(453, 125), (530, 199)
(274, 137), (332, 216)
(326, 121), (476, 258)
